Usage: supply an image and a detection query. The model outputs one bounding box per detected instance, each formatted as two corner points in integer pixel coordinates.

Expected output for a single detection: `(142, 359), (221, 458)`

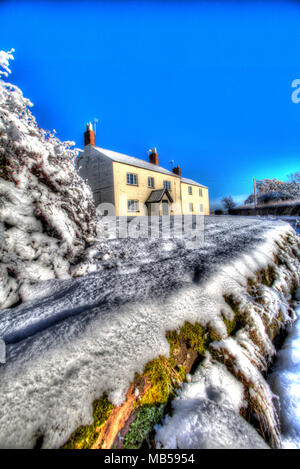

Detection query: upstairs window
(128, 200), (139, 212)
(163, 180), (171, 190)
(199, 203), (204, 213)
(199, 188), (203, 197)
(127, 173), (138, 185)
(148, 177), (155, 188)
(189, 203), (193, 212)
(188, 186), (192, 195)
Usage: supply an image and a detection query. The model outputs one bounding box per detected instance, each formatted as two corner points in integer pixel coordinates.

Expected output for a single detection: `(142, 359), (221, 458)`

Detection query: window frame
(126, 173), (138, 186)
(163, 180), (171, 191)
(199, 188), (203, 197)
(188, 186), (193, 195)
(189, 203), (194, 213)
(148, 176), (155, 188)
(127, 199), (139, 212)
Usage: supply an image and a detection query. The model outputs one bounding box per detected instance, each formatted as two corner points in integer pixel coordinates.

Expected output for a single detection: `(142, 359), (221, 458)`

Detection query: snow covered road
(0, 216), (296, 448)
(0, 216), (284, 346)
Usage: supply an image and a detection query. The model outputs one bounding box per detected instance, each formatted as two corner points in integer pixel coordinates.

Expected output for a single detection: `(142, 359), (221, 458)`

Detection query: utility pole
(253, 178), (257, 215)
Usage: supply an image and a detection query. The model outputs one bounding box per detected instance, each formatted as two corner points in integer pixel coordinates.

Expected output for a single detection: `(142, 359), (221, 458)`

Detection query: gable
(145, 189), (173, 204)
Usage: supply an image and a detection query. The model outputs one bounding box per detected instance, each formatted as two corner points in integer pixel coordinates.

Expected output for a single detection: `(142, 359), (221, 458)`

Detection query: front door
(148, 203), (159, 216)
(162, 200), (169, 215)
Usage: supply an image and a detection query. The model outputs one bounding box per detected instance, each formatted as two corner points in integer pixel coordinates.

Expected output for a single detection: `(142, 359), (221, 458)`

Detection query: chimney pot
(172, 166), (181, 176)
(84, 122), (95, 146)
(149, 148), (159, 165)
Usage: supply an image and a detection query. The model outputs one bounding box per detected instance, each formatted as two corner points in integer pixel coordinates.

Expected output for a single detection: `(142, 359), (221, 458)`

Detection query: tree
(288, 172), (300, 183)
(0, 50), (96, 308)
(222, 196), (236, 211)
(244, 177), (300, 205)
(244, 194), (254, 205)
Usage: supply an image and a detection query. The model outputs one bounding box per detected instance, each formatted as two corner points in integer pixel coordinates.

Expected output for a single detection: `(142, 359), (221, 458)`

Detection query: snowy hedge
(0, 50), (96, 308)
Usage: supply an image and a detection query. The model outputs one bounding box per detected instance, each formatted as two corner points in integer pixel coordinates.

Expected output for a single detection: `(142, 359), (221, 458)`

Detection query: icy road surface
(0, 216), (293, 448)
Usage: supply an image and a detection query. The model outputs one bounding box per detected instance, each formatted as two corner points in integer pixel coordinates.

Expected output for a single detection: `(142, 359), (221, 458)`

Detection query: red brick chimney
(84, 122), (95, 146)
(172, 166), (181, 176)
(149, 148), (159, 165)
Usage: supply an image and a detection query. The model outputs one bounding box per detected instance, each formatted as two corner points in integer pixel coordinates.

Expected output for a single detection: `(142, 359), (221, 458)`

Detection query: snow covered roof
(87, 146), (207, 188)
(181, 177), (208, 189)
(93, 146), (179, 177)
(145, 189), (173, 203)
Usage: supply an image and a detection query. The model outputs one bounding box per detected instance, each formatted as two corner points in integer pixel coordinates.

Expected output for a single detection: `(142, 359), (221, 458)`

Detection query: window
(189, 203), (193, 212)
(128, 200), (139, 212)
(127, 173), (138, 185)
(148, 176), (155, 188)
(163, 180), (171, 190)
(199, 188), (203, 197)
(199, 204), (204, 213)
(188, 186), (192, 195)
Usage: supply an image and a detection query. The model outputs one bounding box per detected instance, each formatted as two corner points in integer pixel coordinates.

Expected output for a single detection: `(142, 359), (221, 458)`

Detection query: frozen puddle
(268, 304), (300, 448)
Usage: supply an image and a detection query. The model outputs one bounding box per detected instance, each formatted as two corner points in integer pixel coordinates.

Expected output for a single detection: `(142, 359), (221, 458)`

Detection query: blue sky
(1, 0), (300, 208)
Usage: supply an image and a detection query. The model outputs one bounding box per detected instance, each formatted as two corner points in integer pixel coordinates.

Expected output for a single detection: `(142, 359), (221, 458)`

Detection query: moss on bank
(247, 265), (277, 289)
(62, 320), (211, 449)
(61, 311), (262, 449)
(167, 321), (207, 356)
(138, 356), (183, 406)
(61, 395), (114, 449)
(138, 321), (209, 407)
(122, 404), (165, 449)
(223, 295), (245, 336)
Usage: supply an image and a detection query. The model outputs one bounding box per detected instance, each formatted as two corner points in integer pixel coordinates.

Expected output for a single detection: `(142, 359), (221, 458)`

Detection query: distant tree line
(218, 173), (300, 215)
(244, 173), (300, 205)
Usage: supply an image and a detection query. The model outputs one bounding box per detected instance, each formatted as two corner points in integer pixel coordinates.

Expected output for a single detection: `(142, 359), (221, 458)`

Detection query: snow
(155, 354), (268, 449)
(259, 215), (300, 236)
(268, 302), (300, 448)
(155, 400), (269, 449)
(0, 216), (298, 448)
(179, 353), (246, 413)
(0, 50), (96, 308)
(0, 49), (14, 78)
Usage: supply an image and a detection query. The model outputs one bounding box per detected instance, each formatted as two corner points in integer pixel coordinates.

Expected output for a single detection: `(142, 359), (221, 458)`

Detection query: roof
(93, 146), (179, 177)
(145, 189), (173, 204)
(81, 145), (208, 189)
(180, 177), (208, 189)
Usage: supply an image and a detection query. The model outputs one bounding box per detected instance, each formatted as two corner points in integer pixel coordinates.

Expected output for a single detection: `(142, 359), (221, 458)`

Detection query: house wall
(77, 146), (210, 217)
(181, 183), (210, 215)
(112, 162), (182, 216)
(76, 146), (115, 210)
